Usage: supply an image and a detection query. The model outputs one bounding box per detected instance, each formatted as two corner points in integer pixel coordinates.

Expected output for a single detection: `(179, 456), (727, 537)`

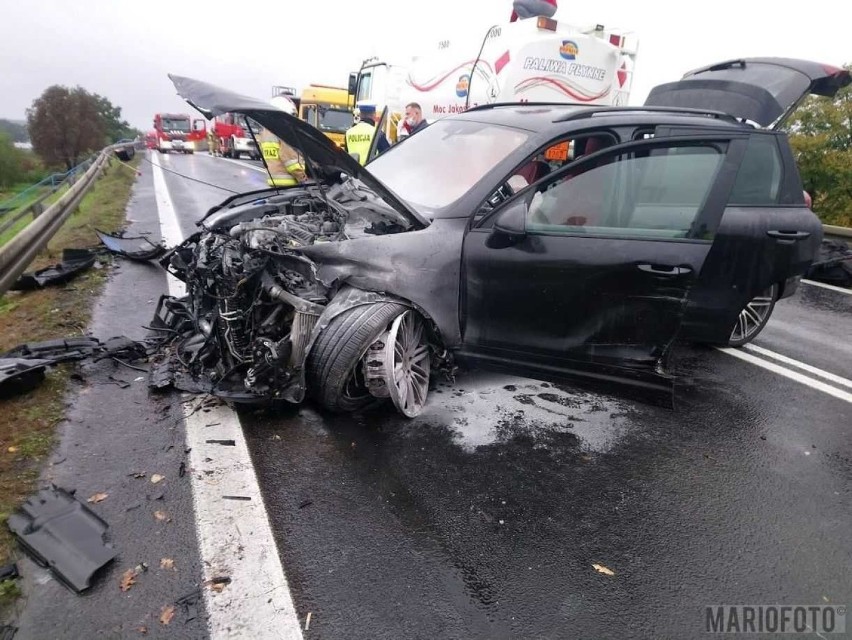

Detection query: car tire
(728, 284), (777, 347)
(307, 302), (408, 413)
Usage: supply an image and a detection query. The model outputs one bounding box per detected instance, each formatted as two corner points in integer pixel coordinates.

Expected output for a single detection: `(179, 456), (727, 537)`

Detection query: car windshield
(318, 107), (352, 133)
(367, 119), (530, 213)
(162, 118), (190, 132)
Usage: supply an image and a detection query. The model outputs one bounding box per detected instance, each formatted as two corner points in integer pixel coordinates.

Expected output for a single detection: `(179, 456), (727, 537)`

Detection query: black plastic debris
(7, 486), (118, 593)
(96, 229), (166, 261)
(11, 249), (97, 291)
(0, 358), (52, 398)
(0, 563), (19, 581)
(0, 336), (149, 399)
(806, 239), (852, 287)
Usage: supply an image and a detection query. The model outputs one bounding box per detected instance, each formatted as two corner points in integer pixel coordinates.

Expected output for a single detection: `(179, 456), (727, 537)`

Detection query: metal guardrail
(0, 148), (111, 296)
(0, 162), (94, 216)
(823, 224), (852, 240)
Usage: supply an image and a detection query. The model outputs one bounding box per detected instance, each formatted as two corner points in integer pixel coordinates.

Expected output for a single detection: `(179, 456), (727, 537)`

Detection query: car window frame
(471, 129), (621, 220)
(727, 131), (786, 207)
(473, 132), (750, 243)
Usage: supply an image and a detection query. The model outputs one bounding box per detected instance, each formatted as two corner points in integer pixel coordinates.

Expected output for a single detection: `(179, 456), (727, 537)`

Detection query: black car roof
(452, 103), (750, 137)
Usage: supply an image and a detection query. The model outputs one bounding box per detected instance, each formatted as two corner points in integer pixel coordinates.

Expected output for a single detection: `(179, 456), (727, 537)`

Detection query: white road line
(718, 347), (852, 404)
(150, 152), (304, 640)
(745, 344), (852, 390)
(207, 154), (268, 174)
(802, 279), (852, 295)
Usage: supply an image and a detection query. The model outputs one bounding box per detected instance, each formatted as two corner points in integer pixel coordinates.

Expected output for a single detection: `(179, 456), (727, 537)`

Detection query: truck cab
(298, 84), (354, 149)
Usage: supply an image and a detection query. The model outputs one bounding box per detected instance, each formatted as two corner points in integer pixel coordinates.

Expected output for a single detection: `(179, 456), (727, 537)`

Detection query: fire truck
(347, 16), (638, 141)
(152, 113), (207, 154)
(298, 84), (353, 149)
(208, 113), (262, 160)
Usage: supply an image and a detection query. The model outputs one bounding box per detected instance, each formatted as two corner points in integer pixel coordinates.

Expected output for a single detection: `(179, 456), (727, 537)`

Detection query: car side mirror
(488, 198), (528, 247)
(348, 72), (358, 96)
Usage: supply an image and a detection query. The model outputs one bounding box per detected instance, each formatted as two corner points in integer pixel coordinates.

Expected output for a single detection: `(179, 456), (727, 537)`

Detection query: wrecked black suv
(154, 59), (850, 417)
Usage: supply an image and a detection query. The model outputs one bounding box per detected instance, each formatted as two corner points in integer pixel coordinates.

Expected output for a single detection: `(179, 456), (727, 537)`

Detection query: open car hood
(168, 74), (428, 229)
(645, 58), (851, 129)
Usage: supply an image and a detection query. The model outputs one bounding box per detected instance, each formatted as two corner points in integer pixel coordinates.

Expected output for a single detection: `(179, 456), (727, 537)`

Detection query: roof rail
(465, 101), (586, 113)
(554, 105), (740, 124)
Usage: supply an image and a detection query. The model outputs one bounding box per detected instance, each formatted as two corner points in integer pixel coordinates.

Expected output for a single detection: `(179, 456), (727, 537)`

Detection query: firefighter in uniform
(344, 103), (389, 165)
(207, 127), (220, 156)
(259, 96), (308, 187)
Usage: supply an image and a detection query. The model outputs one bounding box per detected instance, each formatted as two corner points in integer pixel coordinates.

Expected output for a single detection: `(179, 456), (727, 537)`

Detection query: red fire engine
(208, 113), (261, 160)
(152, 113), (207, 154)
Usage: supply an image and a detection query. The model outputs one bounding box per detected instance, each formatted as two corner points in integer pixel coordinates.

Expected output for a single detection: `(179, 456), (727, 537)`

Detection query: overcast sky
(1, 0), (849, 130)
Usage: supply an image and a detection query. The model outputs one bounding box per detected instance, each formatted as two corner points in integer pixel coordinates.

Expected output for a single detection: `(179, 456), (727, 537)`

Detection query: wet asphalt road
(13, 152), (852, 639)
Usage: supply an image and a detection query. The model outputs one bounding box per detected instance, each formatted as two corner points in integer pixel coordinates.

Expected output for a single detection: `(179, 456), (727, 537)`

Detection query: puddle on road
(415, 372), (636, 453)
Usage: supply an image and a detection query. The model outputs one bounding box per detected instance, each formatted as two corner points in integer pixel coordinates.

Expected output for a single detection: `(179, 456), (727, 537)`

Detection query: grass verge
(0, 155), (141, 576)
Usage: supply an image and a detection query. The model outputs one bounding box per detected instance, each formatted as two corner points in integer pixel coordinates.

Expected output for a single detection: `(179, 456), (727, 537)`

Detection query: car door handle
(637, 264), (693, 276)
(767, 230), (811, 241)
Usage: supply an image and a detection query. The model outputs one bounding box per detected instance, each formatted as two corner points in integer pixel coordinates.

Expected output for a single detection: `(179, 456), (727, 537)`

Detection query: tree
(92, 93), (139, 142)
(784, 64), (852, 227)
(26, 85), (106, 170)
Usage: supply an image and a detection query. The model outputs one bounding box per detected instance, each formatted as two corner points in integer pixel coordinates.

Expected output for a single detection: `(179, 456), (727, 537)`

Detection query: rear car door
(674, 130), (823, 343)
(460, 134), (747, 398)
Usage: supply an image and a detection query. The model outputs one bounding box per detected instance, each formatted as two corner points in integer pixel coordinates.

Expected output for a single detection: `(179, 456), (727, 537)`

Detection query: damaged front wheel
(307, 302), (409, 413)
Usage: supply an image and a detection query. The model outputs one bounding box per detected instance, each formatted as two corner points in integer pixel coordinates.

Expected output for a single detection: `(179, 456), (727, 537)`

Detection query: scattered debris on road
(150, 474), (164, 484)
(11, 249), (98, 291)
(159, 604), (175, 626)
(7, 486), (118, 592)
(305, 611), (313, 631)
(807, 239), (852, 287)
(95, 229), (166, 261)
(86, 492), (108, 504)
(0, 337), (147, 399)
(0, 563), (19, 581)
(119, 568), (137, 592)
(160, 558), (175, 570)
(205, 576), (231, 593)
(0, 358), (53, 399)
(592, 564), (616, 576)
(153, 510), (170, 522)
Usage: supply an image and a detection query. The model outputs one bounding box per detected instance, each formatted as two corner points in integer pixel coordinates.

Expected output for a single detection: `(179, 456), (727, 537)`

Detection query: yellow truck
(298, 85), (353, 149)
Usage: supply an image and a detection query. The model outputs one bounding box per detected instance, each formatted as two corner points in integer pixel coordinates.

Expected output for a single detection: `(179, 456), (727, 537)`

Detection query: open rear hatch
(645, 58), (851, 129)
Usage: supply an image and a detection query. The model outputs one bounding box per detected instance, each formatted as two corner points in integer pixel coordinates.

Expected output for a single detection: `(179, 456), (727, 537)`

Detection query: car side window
(479, 134), (616, 213)
(728, 134), (782, 205)
(526, 143), (726, 240)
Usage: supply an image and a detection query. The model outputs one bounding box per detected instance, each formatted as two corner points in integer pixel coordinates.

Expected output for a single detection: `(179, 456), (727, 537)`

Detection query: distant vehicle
(152, 113), (207, 154)
(209, 113), (261, 160)
(298, 84), (353, 149)
(348, 17), (637, 142)
(113, 140), (135, 162)
(144, 131), (158, 150)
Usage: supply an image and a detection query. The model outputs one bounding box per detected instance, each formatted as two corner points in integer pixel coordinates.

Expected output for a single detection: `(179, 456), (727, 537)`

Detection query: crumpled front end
(149, 193), (345, 403)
